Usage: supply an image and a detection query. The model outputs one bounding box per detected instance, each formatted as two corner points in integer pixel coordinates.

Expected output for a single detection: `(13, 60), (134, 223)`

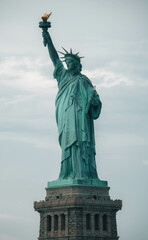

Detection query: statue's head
(59, 47), (83, 73)
(65, 56), (82, 73)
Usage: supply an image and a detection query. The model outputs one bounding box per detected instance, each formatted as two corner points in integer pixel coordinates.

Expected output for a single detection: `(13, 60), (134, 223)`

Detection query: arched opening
(94, 214), (99, 230)
(86, 213), (91, 230)
(103, 214), (107, 231)
(54, 215), (58, 231)
(61, 214), (65, 231)
(47, 215), (51, 231)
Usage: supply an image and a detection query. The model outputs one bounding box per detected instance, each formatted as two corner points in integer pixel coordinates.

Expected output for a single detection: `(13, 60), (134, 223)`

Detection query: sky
(0, 0), (148, 240)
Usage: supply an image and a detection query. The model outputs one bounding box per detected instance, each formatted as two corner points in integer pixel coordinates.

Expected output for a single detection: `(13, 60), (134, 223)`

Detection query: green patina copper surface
(39, 15), (107, 187)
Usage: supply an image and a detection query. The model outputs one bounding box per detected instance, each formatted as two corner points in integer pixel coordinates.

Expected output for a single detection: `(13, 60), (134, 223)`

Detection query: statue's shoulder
(53, 60), (66, 81)
(80, 74), (93, 87)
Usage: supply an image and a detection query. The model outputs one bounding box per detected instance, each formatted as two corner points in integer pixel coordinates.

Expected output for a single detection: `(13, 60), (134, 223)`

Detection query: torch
(39, 12), (52, 47)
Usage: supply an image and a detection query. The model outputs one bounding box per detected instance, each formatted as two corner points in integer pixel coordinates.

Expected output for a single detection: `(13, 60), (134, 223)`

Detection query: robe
(53, 60), (102, 180)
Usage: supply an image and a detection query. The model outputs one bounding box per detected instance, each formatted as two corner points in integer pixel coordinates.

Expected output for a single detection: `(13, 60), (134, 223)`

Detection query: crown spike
(62, 46), (69, 53)
(58, 51), (65, 55)
(59, 47), (83, 62)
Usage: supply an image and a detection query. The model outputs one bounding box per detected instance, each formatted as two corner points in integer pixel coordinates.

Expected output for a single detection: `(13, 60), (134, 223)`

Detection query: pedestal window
(94, 214), (99, 230)
(47, 215), (51, 231)
(54, 215), (58, 231)
(103, 214), (108, 231)
(86, 213), (91, 230)
(61, 214), (65, 231)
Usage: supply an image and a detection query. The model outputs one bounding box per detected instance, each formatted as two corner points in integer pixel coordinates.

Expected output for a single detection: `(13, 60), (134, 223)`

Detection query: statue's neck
(68, 69), (80, 76)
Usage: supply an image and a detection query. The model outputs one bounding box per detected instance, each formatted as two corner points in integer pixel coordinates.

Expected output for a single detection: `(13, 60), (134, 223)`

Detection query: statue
(39, 13), (107, 186)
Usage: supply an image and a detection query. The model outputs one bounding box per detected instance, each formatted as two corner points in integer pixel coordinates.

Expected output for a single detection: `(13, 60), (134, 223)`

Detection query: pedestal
(34, 185), (122, 240)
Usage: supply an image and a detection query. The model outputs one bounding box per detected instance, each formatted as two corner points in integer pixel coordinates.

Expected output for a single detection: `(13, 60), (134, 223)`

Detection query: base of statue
(34, 184), (122, 240)
(47, 178), (108, 188)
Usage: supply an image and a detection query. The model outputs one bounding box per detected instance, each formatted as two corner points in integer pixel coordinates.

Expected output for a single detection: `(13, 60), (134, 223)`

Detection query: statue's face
(65, 57), (78, 70)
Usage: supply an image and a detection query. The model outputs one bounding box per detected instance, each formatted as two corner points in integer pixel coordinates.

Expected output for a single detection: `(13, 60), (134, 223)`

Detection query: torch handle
(43, 28), (48, 47)
(39, 19), (51, 47)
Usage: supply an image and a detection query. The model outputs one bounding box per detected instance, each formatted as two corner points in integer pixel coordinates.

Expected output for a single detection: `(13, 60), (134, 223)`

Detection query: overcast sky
(0, 0), (148, 240)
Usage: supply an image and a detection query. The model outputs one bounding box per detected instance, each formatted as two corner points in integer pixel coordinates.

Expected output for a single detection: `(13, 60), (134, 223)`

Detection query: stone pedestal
(34, 185), (122, 240)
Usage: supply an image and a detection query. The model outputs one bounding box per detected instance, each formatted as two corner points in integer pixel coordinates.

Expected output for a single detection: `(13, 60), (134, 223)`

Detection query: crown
(58, 47), (84, 63)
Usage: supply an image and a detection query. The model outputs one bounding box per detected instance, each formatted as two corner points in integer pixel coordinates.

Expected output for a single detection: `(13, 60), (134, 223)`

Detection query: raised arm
(42, 30), (59, 67)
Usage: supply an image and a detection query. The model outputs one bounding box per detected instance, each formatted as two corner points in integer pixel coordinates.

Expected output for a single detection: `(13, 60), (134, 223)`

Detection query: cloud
(0, 213), (24, 221)
(0, 234), (16, 240)
(0, 131), (57, 149)
(0, 55), (59, 148)
(0, 56), (134, 93)
(1, 55), (147, 93)
(82, 68), (133, 87)
(97, 132), (148, 153)
(0, 55), (147, 149)
(143, 160), (148, 166)
(0, 56), (56, 93)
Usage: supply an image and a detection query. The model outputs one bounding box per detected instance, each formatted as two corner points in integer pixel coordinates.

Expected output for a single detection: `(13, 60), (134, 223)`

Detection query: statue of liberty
(40, 13), (106, 186)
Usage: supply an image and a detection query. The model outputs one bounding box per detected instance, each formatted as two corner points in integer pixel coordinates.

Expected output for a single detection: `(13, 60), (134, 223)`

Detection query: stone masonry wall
(34, 185), (122, 240)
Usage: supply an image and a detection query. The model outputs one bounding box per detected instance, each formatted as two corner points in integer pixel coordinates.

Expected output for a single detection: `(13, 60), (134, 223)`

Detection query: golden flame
(41, 12), (52, 20)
